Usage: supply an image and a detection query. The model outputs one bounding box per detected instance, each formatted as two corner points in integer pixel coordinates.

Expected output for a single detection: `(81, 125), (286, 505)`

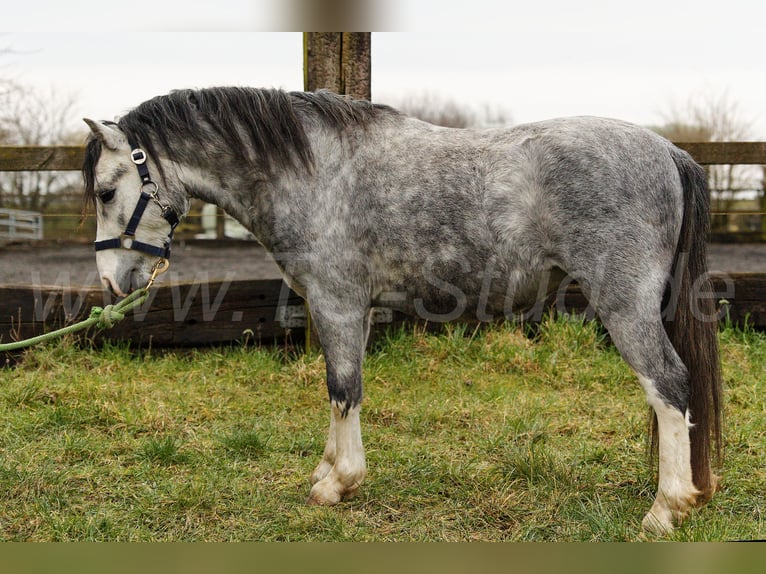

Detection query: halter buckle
(131, 148), (147, 165)
(119, 234), (135, 249)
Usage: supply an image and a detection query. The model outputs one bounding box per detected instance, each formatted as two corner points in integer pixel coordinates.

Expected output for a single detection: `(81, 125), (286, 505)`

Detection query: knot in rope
(89, 304), (125, 329)
(0, 259), (166, 353)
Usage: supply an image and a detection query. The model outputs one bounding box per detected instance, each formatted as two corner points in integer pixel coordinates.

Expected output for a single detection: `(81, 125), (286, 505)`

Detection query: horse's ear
(83, 118), (126, 151)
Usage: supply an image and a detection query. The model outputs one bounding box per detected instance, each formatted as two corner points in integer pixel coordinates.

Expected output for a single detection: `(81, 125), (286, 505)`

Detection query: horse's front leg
(310, 409), (336, 485)
(307, 402), (365, 505)
(306, 299), (370, 505)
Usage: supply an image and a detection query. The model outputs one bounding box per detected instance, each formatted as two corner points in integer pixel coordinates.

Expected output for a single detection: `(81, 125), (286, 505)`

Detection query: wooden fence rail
(2, 143), (765, 351)
(1, 273), (764, 358)
(675, 142), (766, 165)
(0, 208), (43, 240)
(1, 142), (766, 172)
(0, 146), (85, 172)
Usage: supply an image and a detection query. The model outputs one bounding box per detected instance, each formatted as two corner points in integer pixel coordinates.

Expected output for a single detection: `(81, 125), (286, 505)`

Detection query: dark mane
(83, 87), (396, 205)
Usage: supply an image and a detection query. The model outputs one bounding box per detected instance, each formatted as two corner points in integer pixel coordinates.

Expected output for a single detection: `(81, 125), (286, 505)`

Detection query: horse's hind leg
(305, 295), (370, 506)
(637, 376), (700, 534)
(589, 279), (699, 534)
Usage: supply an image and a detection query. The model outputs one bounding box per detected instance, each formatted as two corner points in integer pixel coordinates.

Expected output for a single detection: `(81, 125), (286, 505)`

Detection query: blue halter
(94, 141), (180, 259)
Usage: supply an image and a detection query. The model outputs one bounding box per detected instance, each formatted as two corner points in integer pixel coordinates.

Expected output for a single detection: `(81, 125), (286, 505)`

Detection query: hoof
(306, 481), (342, 506)
(641, 511), (674, 536)
(306, 475), (362, 506)
(694, 473), (720, 507)
(306, 492), (339, 506)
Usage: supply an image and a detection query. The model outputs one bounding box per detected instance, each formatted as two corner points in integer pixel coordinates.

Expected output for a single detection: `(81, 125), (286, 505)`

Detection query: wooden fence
(1, 141), (764, 241)
(1, 142), (766, 353)
(0, 208), (43, 240)
(1, 273), (763, 358)
(2, 141), (766, 171)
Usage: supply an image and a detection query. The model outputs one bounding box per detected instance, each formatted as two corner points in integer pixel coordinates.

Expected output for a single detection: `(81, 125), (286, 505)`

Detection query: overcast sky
(3, 0), (766, 137)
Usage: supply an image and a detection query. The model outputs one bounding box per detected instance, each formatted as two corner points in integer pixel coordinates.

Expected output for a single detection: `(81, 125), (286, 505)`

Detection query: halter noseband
(94, 139), (180, 259)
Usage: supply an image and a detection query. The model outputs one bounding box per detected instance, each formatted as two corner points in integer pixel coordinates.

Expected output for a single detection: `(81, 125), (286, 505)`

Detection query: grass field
(0, 316), (764, 541)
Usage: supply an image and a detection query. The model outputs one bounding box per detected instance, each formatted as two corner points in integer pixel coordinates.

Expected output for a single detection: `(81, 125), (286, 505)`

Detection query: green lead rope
(0, 257), (169, 353)
(0, 287), (150, 352)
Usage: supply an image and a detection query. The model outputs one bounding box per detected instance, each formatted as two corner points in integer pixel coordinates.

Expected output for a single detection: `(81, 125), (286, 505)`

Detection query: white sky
(3, 0), (766, 137)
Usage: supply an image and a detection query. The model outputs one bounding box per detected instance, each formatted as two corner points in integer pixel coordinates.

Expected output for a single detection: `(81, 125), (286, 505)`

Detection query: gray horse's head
(82, 87), (388, 295)
(83, 119), (186, 296)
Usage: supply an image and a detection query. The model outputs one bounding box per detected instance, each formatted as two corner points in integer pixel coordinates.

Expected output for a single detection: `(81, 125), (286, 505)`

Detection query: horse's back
(299, 115), (686, 319)
(483, 116), (684, 260)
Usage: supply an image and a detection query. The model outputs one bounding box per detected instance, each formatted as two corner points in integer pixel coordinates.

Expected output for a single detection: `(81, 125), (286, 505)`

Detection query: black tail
(659, 147), (723, 501)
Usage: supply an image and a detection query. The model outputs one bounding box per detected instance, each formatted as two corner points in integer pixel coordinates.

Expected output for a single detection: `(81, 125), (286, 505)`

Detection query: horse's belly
(373, 264), (563, 323)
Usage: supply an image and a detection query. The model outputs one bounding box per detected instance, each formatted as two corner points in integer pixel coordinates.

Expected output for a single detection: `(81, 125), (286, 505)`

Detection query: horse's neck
(171, 150), (311, 250)
(172, 116), (368, 250)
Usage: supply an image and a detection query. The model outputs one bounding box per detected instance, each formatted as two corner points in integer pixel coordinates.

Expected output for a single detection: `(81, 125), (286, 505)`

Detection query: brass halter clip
(146, 257), (170, 289)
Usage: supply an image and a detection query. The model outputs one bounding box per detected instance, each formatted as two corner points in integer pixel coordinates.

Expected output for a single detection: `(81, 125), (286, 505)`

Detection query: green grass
(0, 316), (764, 541)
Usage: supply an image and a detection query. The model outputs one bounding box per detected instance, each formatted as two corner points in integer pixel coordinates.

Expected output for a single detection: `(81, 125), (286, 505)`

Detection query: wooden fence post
(340, 33), (372, 100)
(302, 33), (371, 351)
(216, 207), (226, 240)
(304, 33), (342, 94)
(304, 33), (371, 100)
(762, 166), (766, 235)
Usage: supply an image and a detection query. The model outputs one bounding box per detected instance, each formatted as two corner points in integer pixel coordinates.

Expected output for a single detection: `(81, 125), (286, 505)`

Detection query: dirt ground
(1, 240), (765, 288)
(0, 240), (283, 287)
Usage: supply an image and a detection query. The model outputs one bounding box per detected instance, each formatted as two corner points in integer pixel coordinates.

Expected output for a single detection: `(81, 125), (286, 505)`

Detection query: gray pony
(83, 87), (722, 534)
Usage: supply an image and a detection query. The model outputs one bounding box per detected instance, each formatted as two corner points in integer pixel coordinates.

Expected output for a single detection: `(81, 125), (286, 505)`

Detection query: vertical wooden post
(304, 33), (371, 100)
(302, 33), (371, 352)
(304, 33), (343, 94)
(216, 206), (226, 240)
(340, 33), (372, 100)
(761, 166), (766, 238)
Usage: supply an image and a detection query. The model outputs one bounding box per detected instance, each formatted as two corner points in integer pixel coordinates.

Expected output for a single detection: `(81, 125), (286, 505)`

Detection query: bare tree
(654, 92), (761, 234)
(391, 92), (512, 128)
(0, 45), (19, 142)
(0, 83), (82, 211)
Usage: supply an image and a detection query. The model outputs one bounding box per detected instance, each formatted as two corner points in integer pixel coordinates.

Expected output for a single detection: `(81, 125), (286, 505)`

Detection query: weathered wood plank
(2, 275), (765, 355)
(675, 142), (766, 165)
(0, 146), (86, 172)
(0, 279), (303, 349)
(1, 141), (765, 174)
(340, 33), (372, 100)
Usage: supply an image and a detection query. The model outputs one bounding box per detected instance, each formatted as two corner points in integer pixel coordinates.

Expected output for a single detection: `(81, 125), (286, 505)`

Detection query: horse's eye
(99, 189), (116, 203)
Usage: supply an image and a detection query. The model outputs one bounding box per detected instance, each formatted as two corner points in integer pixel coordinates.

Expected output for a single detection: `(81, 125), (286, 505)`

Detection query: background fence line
(1, 141), (765, 351)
